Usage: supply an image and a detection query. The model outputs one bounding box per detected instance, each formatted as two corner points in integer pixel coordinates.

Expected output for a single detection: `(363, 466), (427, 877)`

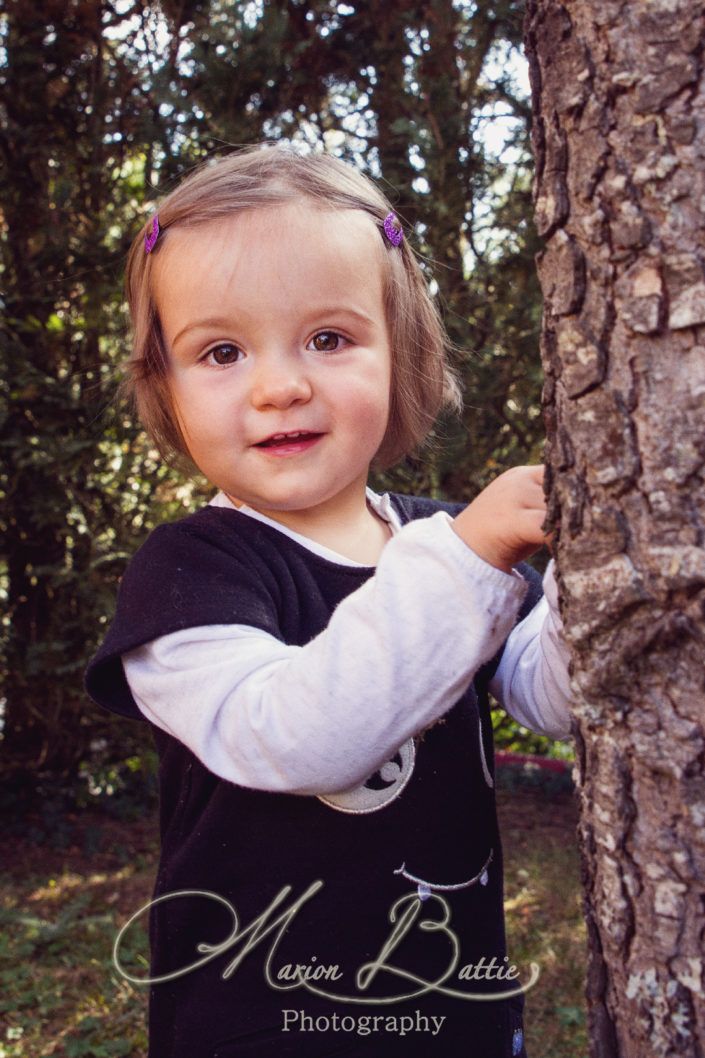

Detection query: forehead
(151, 201), (388, 328)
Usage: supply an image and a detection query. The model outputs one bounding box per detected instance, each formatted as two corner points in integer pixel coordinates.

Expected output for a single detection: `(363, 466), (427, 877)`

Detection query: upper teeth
(270, 432), (308, 440)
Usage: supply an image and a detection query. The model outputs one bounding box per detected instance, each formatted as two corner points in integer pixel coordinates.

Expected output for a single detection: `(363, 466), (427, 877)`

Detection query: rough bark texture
(524, 2), (705, 1056)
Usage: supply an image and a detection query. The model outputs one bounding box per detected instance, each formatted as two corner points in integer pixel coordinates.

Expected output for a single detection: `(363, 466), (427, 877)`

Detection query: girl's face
(153, 201), (392, 530)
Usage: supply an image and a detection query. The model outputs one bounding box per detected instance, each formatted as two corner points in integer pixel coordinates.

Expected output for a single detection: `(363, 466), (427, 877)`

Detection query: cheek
(345, 376), (391, 435)
(168, 374), (233, 440)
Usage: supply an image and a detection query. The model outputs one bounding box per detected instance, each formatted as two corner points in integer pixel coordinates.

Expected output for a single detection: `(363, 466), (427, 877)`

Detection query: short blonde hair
(121, 144), (463, 473)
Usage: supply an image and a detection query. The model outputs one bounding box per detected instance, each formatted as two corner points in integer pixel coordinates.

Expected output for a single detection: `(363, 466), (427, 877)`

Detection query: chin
(244, 491), (320, 512)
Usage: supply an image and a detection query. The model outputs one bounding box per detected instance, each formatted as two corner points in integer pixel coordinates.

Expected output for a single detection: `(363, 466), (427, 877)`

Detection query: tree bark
(524, 2), (705, 1056)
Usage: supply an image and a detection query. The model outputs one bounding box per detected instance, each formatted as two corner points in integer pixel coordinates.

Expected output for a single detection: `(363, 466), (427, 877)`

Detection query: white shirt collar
(208, 487), (402, 568)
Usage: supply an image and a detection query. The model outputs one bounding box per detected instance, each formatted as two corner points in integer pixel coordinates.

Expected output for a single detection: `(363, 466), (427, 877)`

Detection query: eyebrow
(171, 307), (375, 349)
(307, 306), (375, 325)
(172, 317), (233, 349)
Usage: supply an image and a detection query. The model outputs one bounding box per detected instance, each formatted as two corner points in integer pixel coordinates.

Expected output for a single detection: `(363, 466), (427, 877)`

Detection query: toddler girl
(85, 144), (574, 1058)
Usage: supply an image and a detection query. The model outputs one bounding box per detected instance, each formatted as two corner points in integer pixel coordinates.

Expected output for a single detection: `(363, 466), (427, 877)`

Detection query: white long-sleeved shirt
(122, 489), (573, 795)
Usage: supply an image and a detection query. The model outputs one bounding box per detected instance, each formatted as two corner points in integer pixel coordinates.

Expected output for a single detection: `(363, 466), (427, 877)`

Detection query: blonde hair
(121, 144), (463, 474)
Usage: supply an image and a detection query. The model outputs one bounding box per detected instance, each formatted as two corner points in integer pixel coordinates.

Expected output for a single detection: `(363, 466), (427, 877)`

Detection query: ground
(0, 775), (586, 1057)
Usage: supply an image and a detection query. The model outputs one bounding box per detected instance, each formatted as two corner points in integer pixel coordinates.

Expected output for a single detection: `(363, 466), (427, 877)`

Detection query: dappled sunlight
(1, 829), (152, 1058)
(28, 865), (136, 906)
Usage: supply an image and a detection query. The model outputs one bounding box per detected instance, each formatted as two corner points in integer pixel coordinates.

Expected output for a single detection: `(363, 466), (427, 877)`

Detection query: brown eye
(206, 343), (242, 366)
(310, 331), (343, 352)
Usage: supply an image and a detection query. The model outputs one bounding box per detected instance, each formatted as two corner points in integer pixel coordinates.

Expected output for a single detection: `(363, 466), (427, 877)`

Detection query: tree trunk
(524, 2), (705, 1056)
(1, 0), (148, 777)
(2, 2), (77, 770)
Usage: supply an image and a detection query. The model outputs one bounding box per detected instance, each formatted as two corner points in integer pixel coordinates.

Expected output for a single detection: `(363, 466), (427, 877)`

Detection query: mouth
(254, 430), (324, 449)
(253, 431), (325, 456)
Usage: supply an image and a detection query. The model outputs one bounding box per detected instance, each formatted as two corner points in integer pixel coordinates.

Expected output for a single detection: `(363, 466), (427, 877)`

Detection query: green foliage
(0, 0), (566, 786)
(0, 741), (158, 854)
(497, 760), (574, 797)
(491, 701), (575, 758)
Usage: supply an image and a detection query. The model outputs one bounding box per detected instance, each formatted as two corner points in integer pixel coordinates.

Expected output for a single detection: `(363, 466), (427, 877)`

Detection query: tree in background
(1, 0), (168, 782)
(2, 0), (547, 788)
(525, 1), (705, 1053)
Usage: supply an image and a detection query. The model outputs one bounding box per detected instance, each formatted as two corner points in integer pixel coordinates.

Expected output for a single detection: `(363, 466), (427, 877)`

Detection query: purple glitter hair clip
(382, 212), (403, 247)
(144, 215), (160, 255)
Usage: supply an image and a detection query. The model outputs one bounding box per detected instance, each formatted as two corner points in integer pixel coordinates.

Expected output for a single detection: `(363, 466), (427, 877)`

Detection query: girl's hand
(451, 465), (552, 574)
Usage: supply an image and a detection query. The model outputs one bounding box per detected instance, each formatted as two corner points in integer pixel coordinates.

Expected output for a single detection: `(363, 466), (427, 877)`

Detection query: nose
(249, 351), (313, 410)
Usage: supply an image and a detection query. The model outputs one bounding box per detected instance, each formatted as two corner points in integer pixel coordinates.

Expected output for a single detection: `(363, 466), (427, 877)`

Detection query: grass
(0, 809), (154, 1058)
(1, 772), (586, 1057)
(498, 775), (588, 1058)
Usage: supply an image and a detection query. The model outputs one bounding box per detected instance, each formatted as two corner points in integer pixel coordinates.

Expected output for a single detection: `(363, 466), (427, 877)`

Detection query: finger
(518, 466), (547, 504)
(522, 480), (549, 510)
(510, 464), (544, 486)
(516, 508), (551, 545)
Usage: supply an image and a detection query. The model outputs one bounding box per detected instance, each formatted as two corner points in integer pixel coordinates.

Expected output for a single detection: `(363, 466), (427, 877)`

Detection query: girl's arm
(122, 510), (529, 795)
(489, 559), (573, 740)
(124, 554), (572, 797)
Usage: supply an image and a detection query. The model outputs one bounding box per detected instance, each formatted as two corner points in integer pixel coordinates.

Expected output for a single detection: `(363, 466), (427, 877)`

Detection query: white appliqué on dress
(316, 737), (416, 813)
